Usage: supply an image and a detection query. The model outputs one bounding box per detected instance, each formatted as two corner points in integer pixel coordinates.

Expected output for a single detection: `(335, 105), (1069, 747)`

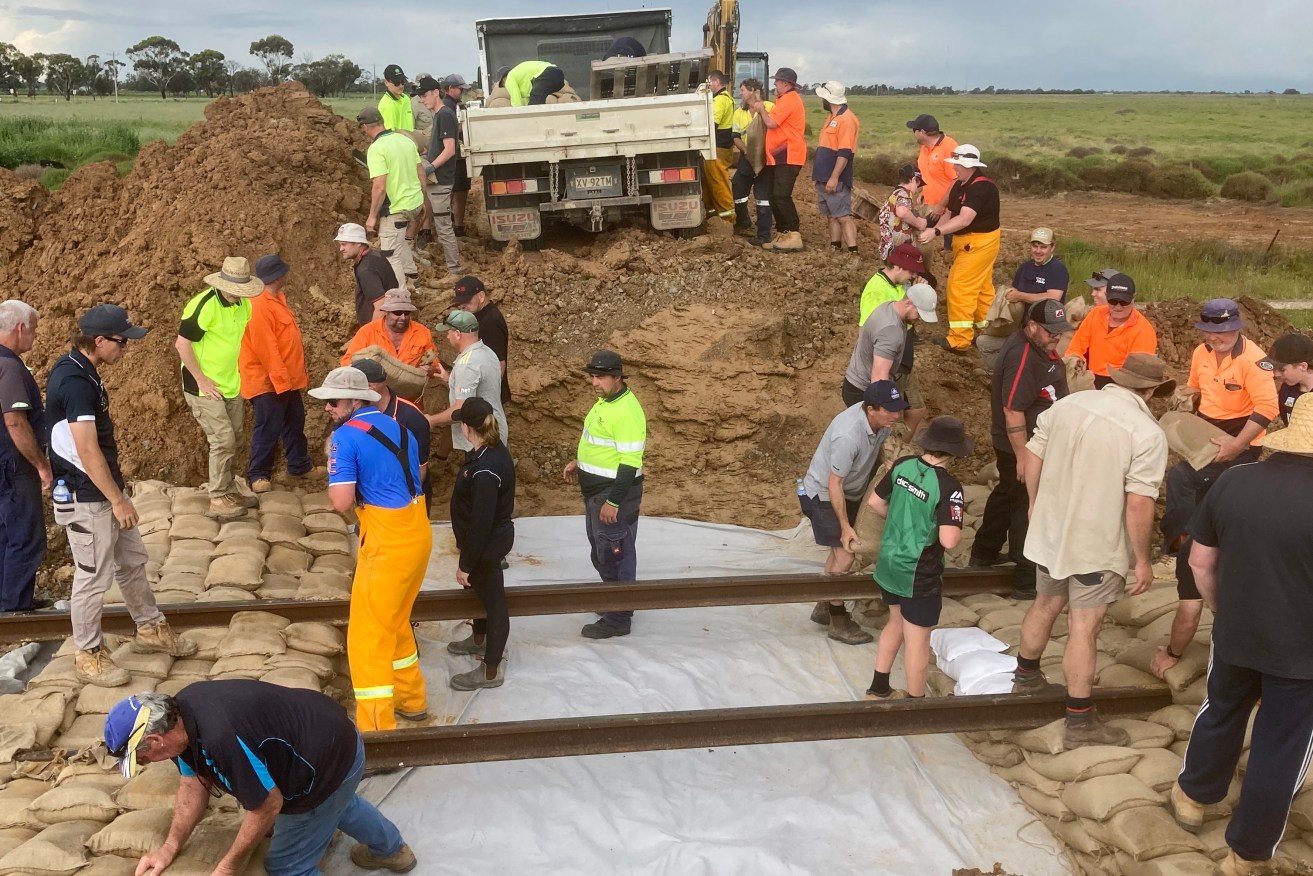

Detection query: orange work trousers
(702, 152), (735, 220)
(945, 228), (1002, 351)
(349, 498), (432, 732)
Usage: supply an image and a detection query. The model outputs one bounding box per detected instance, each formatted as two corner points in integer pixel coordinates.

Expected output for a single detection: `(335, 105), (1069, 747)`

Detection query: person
(358, 105), (426, 289)
(335, 222), (398, 327)
(906, 114), (959, 236)
(105, 684), (417, 876)
(351, 359), (432, 515)
(239, 255), (315, 494)
(812, 80), (860, 254)
(800, 381), (909, 645)
(377, 63), (413, 132)
(730, 78), (773, 244)
(971, 300), (1071, 600)
(175, 256), (262, 520)
(859, 243), (927, 326)
(454, 275), (511, 405)
(447, 397), (516, 690)
(47, 305), (197, 687)
(418, 74), (464, 285)
(1065, 272), (1157, 388)
(1168, 394), (1313, 876)
(0, 300), (51, 613)
(864, 417), (970, 699)
(1005, 228), (1070, 305)
(444, 77), (474, 238)
(878, 165), (929, 262)
(1085, 267), (1117, 307)
(341, 288), (438, 373)
(842, 285), (938, 436)
(1012, 353), (1174, 748)
(701, 69), (736, 222)
(1266, 332), (1313, 425)
(314, 367), (430, 731)
(1152, 299), (1279, 681)
(917, 144), (1001, 354)
(748, 67), (806, 252)
(409, 71), (434, 149)
(501, 60), (566, 107)
(426, 310), (508, 456)
(602, 36), (646, 60)
(563, 351), (647, 639)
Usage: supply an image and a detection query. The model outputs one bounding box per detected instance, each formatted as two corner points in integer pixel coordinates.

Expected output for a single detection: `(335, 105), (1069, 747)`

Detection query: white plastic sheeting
(325, 517), (1068, 875)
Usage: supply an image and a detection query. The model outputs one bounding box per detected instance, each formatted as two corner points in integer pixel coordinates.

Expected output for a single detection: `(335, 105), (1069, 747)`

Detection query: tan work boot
(228, 491), (259, 509)
(827, 613), (874, 645)
(765, 231), (803, 252)
(250, 478), (272, 494)
(207, 494), (248, 520)
(351, 843), (417, 873)
(132, 619), (199, 658)
(75, 649), (130, 687)
(1063, 709), (1131, 749)
(1169, 781), (1206, 833)
(290, 464), (328, 480)
(1218, 850), (1263, 876)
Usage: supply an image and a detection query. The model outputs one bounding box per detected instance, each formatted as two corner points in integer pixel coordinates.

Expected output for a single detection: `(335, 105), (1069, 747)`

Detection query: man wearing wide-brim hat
(312, 366), (431, 733)
(175, 256), (264, 520)
(1009, 351), (1172, 749)
(1169, 393), (1313, 876)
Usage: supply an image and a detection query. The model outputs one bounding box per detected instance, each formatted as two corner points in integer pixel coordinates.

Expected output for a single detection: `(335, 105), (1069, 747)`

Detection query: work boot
(1169, 782), (1206, 833)
(827, 613), (874, 645)
(228, 492), (259, 509)
(581, 619), (630, 639)
(132, 619), (199, 658)
(395, 708), (429, 722)
(809, 601), (832, 626)
(350, 843), (417, 874)
(250, 478), (272, 494)
(733, 224), (754, 238)
(446, 634), (486, 656)
(207, 495), (247, 521)
(75, 649), (130, 688)
(290, 465), (328, 481)
(968, 555), (1004, 569)
(765, 231), (803, 252)
(1063, 709), (1131, 749)
(1218, 850), (1263, 876)
(1010, 668), (1052, 695)
(450, 663), (504, 691)
(864, 688), (909, 701)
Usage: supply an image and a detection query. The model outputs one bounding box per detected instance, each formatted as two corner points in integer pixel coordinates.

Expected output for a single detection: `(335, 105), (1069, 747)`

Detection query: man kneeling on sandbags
(799, 380), (907, 644)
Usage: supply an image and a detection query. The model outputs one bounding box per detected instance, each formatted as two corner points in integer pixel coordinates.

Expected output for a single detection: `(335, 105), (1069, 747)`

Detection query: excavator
(703, 0), (769, 87)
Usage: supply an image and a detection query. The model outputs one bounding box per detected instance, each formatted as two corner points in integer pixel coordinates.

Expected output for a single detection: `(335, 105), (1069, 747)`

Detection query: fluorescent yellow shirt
(506, 61), (554, 107)
(378, 92), (414, 131)
(366, 130), (424, 214)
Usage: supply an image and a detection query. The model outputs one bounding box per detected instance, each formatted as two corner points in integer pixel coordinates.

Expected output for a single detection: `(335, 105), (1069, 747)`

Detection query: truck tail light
(490, 179), (539, 196)
(646, 168), (697, 184)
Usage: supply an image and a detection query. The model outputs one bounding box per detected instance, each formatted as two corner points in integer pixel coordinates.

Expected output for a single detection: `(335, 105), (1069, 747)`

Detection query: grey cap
(441, 74), (470, 90)
(356, 106), (384, 125)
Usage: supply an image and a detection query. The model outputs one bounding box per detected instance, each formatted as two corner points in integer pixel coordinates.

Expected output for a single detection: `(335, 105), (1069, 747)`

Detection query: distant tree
(103, 57), (124, 96)
(83, 54), (102, 100)
(222, 59), (242, 96)
(231, 67), (264, 94)
(190, 49), (227, 97)
(14, 52), (45, 99)
(292, 54), (363, 97)
(0, 42), (18, 85)
(249, 35), (294, 83)
(1284, 87), (1301, 95)
(43, 53), (85, 100)
(169, 67), (196, 97)
(127, 35), (188, 99)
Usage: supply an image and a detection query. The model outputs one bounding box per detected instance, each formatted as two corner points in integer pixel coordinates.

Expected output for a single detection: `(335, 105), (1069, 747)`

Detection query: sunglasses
(1199, 313), (1235, 325)
(1107, 299), (1134, 307)
(103, 336), (129, 347)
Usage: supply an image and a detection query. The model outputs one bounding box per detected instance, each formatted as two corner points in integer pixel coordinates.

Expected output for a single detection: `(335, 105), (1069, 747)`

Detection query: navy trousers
(0, 462), (44, 612)
(732, 155), (773, 244)
(583, 486), (642, 630)
(1179, 649), (1313, 862)
(247, 390), (312, 482)
(1161, 449), (1260, 599)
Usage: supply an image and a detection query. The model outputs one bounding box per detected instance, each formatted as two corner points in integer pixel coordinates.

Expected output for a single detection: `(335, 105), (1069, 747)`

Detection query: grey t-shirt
(449, 340), (509, 451)
(802, 403), (889, 501)
(845, 301), (907, 390)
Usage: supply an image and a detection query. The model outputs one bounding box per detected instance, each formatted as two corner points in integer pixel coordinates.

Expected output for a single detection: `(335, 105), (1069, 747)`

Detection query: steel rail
(362, 686), (1174, 768)
(1, 569), (1013, 645)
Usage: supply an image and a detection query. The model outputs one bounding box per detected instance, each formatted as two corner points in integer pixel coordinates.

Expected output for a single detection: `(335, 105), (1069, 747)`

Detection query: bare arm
(426, 397), (462, 429)
(69, 420), (136, 527)
(827, 472), (857, 551)
(173, 335), (220, 399)
(136, 775), (207, 876)
(328, 483), (356, 514)
(433, 137), (457, 168)
(1212, 419), (1262, 463)
(1003, 409), (1031, 482)
(1124, 493), (1156, 596)
(3, 412), (52, 488)
(1008, 288), (1064, 305)
(894, 203), (927, 230)
(1188, 542), (1220, 612)
(867, 491), (889, 518)
(935, 205), (977, 236)
(938, 524), (961, 550)
(214, 787), (283, 875)
(367, 176), (387, 229)
(869, 355), (894, 383)
(1023, 451), (1043, 517)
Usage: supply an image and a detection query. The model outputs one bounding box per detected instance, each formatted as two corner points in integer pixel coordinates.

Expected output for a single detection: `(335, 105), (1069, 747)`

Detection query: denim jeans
(264, 734), (404, 876)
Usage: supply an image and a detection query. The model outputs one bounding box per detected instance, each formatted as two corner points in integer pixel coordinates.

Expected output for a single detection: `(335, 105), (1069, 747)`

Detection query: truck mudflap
(650, 194), (704, 231)
(486, 207), (543, 242)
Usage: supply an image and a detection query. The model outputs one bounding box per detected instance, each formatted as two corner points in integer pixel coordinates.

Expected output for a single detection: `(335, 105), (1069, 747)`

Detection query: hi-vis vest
(577, 387), (647, 479)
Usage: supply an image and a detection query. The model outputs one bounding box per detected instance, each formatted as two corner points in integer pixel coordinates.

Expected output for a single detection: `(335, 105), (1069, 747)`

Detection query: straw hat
(204, 257), (265, 298)
(1261, 394), (1313, 454)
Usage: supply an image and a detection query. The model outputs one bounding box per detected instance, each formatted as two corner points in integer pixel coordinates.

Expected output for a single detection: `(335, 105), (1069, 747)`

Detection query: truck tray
(590, 49), (714, 100)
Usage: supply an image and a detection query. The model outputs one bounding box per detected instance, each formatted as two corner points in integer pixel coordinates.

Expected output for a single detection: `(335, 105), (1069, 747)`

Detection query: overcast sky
(3, 0), (1311, 92)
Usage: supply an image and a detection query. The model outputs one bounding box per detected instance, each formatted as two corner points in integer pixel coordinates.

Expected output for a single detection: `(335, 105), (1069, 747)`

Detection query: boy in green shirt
(865, 417), (971, 699)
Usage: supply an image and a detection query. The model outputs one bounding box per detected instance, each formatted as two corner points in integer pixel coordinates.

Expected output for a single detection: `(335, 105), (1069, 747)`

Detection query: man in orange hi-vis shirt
(1065, 272), (1158, 388)
(239, 255), (316, 494)
(341, 288), (438, 372)
(749, 67), (807, 252)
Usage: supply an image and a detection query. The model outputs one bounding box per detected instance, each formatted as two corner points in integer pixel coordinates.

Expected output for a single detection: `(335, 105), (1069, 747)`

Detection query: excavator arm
(702, 0), (739, 76)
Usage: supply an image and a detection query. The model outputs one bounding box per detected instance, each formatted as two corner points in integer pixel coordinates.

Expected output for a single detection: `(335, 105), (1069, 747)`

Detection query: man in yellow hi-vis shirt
(701, 70), (736, 221)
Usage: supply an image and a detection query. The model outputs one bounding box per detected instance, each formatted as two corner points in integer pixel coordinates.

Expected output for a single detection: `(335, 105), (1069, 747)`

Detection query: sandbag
(1108, 719), (1175, 750)
(229, 612), (290, 633)
(485, 86), (512, 108)
(935, 598), (980, 629)
(257, 579), (301, 601)
(260, 668), (321, 691)
(1, 690), (67, 748)
(301, 513), (347, 536)
(1083, 806), (1204, 862)
(265, 545), (310, 575)
(53, 714), (108, 753)
(1159, 412), (1227, 471)
(216, 627), (286, 660)
(940, 650), (1016, 696)
(296, 573), (351, 600)
(1114, 850), (1217, 876)
(107, 646), (172, 680)
(168, 516), (220, 542)
(347, 345), (429, 402)
(1146, 705), (1198, 742)
(1065, 355), (1097, 394)
(86, 807), (174, 856)
(179, 812), (241, 865)
(155, 573), (206, 596)
(204, 555), (264, 591)
(0, 831), (29, 859)
(1026, 746), (1143, 783)
(267, 651), (334, 683)
(1107, 587), (1179, 628)
(195, 587), (257, 603)
(1012, 719), (1067, 756)
(1130, 748), (1185, 793)
(153, 679), (194, 698)
(1174, 674), (1208, 707)
(27, 785), (119, 825)
(1062, 774), (1163, 821)
(75, 677), (157, 716)
(208, 656), (268, 680)
(310, 554), (355, 576)
(158, 555), (209, 578)
(930, 627), (1008, 663)
(1046, 816), (1106, 856)
(170, 491), (211, 516)
(958, 593), (1012, 613)
(978, 605), (1029, 633)
(297, 532), (350, 557)
(1288, 788), (1313, 832)
(54, 767), (124, 796)
(300, 493), (335, 515)
(257, 492), (303, 518)
(215, 520), (261, 541)
(983, 285), (1025, 337)
(967, 740), (1023, 768)
(282, 623), (345, 657)
(1115, 640), (1165, 674)
(78, 856), (140, 876)
(1097, 664), (1166, 689)
(0, 819), (99, 874)
(212, 538), (269, 560)
(182, 628), (227, 661)
(0, 779), (49, 830)
(1017, 784), (1074, 821)
(114, 763), (177, 812)
(168, 539), (216, 558)
(993, 760), (1065, 797)
(1162, 642), (1209, 692)
(849, 463), (889, 571)
(258, 515), (305, 547)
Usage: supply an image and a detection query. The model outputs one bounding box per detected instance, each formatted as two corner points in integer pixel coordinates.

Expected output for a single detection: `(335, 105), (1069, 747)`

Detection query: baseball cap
(383, 64), (406, 86)
(1029, 227), (1055, 245)
(351, 359), (388, 384)
(80, 304), (148, 340)
(1027, 299), (1070, 335)
(863, 379), (910, 412)
(1195, 298), (1243, 333)
(886, 242), (926, 275)
(441, 74), (471, 90)
(1266, 333), (1313, 367)
(583, 350), (624, 377)
(356, 106), (384, 125)
(452, 396), (495, 424)
(453, 275), (486, 303)
(437, 309), (480, 333)
(496, 65), (512, 84)
(1104, 272), (1137, 304)
(903, 283), (938, 323)
(1085, 267), (1117, 289)
(334, 223), (368, 245)
(104, 695), (156, 779)
(415, 75), (442, 96)
(378, 289), (416, 313)
(905, 114), (939, 132)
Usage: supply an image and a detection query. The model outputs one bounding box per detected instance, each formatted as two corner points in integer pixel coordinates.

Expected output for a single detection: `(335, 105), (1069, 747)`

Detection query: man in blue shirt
(1006, 227), (1070, 306)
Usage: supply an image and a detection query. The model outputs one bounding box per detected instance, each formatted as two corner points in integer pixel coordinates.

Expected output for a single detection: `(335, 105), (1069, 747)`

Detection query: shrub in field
(0, 117), (141, 183)
(1195, 156), (1249, 182)
(1146, 164), (1214, 199)
(853, 154), (900, 187)
(990, 155), (1082, 195)
(11, 164), (44, 180)
(1219, 171), (1275, 202)
(1259, 162), (1303, 184)
(1066, 146), (1103, 158)
(1127, 146), (1156, 158)
(1076, 158), (1152, 194)
(1280, 181), (1313, 207)
(1109, 144), (1129, 155)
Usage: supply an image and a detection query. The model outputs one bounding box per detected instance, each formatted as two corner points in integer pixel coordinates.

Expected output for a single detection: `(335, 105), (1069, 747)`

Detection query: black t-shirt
(1189, 454), (1313, 679)
(380, 392), (431, 462)
(948, 171), (1000, 233)
(0, 343), (44, 471)
(990, 330), (1068, 451)
(46, 349), (122, 502)
(354, 250), (398, 326)
(450, 441), (516, 572)
(173, 680), (358, 814)
(428, 99), (461, 187)
(1278, 382), (1308, 426)
(475, 303), (511, 404)
(1012, 257), (1070, 302)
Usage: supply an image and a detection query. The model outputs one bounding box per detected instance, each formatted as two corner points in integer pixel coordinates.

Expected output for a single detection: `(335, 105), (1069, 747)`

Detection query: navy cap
(254, 254), (290, 283)
(906, 113), (939, 132)
(104, 695), (154, 778)
(351, 359), (387, 384)
(80, 304), (148, 340)
(863, 379), (910, 412)
(383, 64), (406, 85)
(415, 75), (442, 96)
(1196, 298), (1243, 333)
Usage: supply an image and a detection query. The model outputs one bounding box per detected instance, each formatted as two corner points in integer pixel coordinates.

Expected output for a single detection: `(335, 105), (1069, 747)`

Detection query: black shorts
(880, 587), (942, 628)
(453, 160), (471, 193)
(799, 493), (860, 548)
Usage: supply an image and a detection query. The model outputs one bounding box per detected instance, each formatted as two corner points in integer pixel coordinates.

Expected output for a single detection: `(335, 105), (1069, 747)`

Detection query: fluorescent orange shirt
(1065, 306), (1158, 377)
(341, 319), (436, 369)
(1188, 335), (1280, 443)
(918, 133), (960, 207)
(764, 90), (807, 166)
(239, 288), (309, 399)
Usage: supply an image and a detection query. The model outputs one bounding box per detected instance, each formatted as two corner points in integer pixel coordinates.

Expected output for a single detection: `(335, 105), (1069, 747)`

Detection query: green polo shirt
(366, 130), (424, 214)
(178, 288), (252, 399)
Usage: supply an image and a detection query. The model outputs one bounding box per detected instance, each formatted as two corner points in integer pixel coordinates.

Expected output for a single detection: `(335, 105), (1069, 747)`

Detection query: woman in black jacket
(447, 397), (516, 690)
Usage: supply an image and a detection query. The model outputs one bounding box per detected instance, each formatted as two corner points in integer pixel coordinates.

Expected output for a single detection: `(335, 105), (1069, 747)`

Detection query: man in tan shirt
(1010, 353), (1174, 750)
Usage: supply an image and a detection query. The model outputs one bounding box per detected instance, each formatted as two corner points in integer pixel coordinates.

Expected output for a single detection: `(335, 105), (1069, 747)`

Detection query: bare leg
(1063, 604), (1108, 699)
(826, 546), (854, 609)
(875, 607), (905, 674)
(840, 216), (858, 249)
(902, 620), (932, 697)
(904, 406), (928, 440)
(1018, 593), (1067, 661)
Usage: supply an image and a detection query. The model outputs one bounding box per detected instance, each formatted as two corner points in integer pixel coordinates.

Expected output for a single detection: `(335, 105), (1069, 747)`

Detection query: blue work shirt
(328, 407), (422, 509)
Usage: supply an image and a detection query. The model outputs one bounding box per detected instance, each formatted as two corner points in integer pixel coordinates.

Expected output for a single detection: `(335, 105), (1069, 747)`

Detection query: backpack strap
(351, 420), (417, 498)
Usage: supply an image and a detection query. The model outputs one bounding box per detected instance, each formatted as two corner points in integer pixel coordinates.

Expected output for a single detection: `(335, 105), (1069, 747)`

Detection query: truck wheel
(675, 226), (704, 240)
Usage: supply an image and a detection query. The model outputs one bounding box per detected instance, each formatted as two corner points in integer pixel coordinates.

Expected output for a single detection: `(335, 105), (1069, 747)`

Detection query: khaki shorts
(894, 371), (925, 410)
(1036, 566), (1126, 609)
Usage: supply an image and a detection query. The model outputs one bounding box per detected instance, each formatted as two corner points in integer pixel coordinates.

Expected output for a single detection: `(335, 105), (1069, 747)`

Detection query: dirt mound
(0, 167), (45, 265)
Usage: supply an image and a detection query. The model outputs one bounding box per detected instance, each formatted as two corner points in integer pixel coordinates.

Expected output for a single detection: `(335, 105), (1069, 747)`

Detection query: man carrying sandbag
(341, 288), (438, 374)
(1153, 299), (1278, 681)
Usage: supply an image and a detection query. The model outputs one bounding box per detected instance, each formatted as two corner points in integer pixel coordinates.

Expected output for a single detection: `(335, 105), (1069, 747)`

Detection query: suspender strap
(360, 424), (417, 497)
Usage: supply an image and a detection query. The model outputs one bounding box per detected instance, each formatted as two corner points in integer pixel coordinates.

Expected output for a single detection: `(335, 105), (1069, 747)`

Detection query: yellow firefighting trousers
(946, 228), (1002, 350)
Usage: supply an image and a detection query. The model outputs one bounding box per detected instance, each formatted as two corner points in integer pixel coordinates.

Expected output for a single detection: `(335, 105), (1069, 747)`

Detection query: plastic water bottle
(796, 478), (806, 497)
(52, 480), (71, 505)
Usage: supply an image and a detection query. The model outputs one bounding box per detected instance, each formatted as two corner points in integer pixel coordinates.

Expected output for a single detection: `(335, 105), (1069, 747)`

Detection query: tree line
(0, 35), (370, 101)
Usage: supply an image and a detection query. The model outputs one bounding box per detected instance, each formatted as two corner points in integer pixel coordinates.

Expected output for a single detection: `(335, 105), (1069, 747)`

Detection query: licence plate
(575, 175), (614, 190)
(567, 167), (622, 198)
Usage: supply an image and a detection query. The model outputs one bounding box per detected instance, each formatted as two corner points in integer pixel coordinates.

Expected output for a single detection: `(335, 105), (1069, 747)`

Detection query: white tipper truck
(463, 9), (715, 243)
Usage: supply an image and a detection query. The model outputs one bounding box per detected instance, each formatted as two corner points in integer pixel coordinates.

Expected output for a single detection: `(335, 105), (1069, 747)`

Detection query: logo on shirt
(1258, 360), (1275, 372)
(328, 439), (339, 476)
(895, 475), (928, 502)
(1040, 383), (1058, 402)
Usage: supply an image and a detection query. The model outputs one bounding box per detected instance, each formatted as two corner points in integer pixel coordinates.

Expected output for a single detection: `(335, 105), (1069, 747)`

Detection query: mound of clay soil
(0, 167), (45, 264)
